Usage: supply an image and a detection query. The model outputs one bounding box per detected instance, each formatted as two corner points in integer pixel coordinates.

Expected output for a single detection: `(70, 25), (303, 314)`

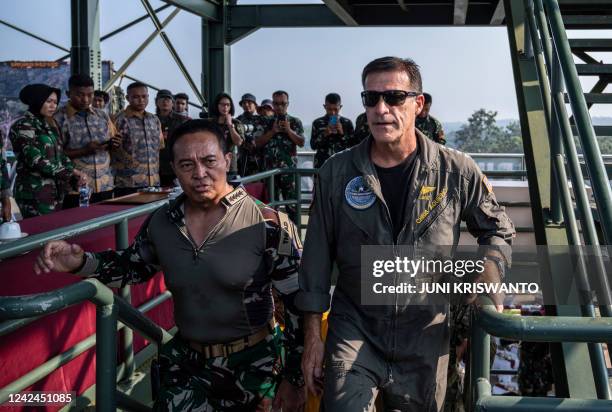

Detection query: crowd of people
(0, 72), (447, 223)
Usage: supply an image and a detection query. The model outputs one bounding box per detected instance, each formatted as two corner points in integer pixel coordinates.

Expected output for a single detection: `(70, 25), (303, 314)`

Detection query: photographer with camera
(255, 90), (305, 222)
(310, 93), (355, 169)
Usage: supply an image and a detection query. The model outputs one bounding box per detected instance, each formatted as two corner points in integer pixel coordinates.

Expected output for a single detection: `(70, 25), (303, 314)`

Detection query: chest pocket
(415, 189), (460, 244)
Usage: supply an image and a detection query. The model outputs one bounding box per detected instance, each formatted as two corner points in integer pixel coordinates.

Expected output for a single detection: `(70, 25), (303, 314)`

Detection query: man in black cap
(237, 93), (263, 176)
(156, 89), (188, 186)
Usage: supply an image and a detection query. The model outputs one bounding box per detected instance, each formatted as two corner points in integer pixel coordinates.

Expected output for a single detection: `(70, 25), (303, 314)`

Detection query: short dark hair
(361, 57), (423, 93)
(423, 93), (432, 104)
(272, 90), (289, 99)
(175, 92), (189, 101)
(68, 74), (94, 89)
(94, 90), (110, 104)
(126, 81), (148, 93)
(169, 119), (229, 162)
(210, 92), (235, 117)
(325, 93), (341, 105)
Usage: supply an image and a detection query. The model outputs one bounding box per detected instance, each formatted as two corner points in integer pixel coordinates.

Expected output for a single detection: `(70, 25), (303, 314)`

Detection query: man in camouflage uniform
(155, 89), (188, 186)
(10, 84), (85, 218)
(237, 93), (264, 176)
(35, 120), (305, 411)
(416, 93), (446, 145)
(112, 82), (163, 197)
(1, 128), (12, 222)
(55, 74), (119, 207)
(310, 93), (355, 169)
(353, 112), (371, 144)
(255, 91), (305, 222)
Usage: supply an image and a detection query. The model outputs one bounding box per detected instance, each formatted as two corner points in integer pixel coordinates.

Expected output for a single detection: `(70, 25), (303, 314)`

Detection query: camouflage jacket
(353, 112), (371, 145)
(236, 112), (265, 176)
(9, 112), (75, 215)
(416, 114), (446, 145)
(310, 115), (355, 168)
(76, 186), (304, 386)
(258, 114), (305, 169)
(1, 129), (11, 198)
(112, 106), (162, 188)
(54, 103), (115, 193)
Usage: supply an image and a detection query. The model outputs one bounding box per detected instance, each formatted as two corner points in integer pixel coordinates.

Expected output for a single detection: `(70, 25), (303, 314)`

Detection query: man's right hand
(34, 240), (85, 274)
(302, 326), (325, 397)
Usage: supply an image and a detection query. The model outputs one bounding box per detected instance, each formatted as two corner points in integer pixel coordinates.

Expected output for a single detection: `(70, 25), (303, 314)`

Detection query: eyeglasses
(273, 101), (288, 107)
(361, 90), (420, 107)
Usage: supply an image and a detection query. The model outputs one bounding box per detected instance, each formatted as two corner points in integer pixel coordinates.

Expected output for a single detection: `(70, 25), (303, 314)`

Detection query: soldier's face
(172, 131), (231, 205)
(364, 70), (424, 145)
(40, 92), (59, 117)
(420, 102), (431, 118)
(92, 96), (106, 109)
(272, 95), (289, 115)
(261, 107), (275, 117)
(241, 100), (257, 114)
(69, 86), (94, 111)
(175, 98), (188, 113)
(324, 103), (341, 117)
(127, 87), (149, 111)
(157, 97), (173, 113)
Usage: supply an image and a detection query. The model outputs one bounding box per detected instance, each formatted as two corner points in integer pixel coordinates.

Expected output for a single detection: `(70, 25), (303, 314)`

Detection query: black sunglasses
(361, 90), (420, 107)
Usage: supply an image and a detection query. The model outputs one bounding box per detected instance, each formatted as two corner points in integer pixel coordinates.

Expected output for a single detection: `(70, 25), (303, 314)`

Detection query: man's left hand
(272, 379), (305, 412)
(336, 121), (344, 135)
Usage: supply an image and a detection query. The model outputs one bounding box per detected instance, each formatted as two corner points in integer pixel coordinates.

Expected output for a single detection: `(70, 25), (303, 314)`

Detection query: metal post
(295, 170), (302, 232)
(115, 219), (134, 381)
(544, 0), (612, 244)
(468, 314), (490, 411)
(96, 302), (117, 411)
(526, 0), (563, 223)
(70, 0), (101, 87)
(267, 175), (275, 206)
(203, 4), (230, 102)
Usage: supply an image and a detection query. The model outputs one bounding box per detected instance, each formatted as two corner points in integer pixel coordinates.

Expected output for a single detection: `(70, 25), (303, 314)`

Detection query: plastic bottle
(79, 184), (90, 207)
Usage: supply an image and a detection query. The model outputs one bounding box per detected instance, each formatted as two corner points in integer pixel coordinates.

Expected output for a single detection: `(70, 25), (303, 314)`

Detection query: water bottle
(79, 184), (91, 207)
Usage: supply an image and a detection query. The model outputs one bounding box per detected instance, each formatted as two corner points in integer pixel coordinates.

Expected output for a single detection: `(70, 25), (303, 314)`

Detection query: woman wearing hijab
(9, 83), (86, 218)
(209, 93), (245, 176)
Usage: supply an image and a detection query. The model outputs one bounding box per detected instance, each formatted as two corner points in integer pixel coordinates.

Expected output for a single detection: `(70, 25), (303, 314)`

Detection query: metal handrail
(0, 199), (167, 260)
(0, 279), (171, 411)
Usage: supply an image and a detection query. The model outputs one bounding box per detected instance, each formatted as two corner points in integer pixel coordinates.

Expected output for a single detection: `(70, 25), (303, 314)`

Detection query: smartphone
(277, 114), (287, 122)
(329, 115), (338, 126)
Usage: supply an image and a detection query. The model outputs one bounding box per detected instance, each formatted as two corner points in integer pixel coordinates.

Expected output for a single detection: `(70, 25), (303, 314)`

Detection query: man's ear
(416, 94), (425, 115)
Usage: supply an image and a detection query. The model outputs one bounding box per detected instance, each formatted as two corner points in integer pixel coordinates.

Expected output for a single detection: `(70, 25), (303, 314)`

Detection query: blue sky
(1, 0), (609, 125)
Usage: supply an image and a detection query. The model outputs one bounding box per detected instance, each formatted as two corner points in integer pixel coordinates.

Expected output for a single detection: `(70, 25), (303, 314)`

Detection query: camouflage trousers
(274, 174), (297, 223)
(16, 198), (62, 218)
(153, 327), (284, 412)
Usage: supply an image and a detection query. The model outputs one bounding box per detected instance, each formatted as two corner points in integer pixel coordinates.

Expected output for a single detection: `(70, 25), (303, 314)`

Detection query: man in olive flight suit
(297, 56), (515, 412)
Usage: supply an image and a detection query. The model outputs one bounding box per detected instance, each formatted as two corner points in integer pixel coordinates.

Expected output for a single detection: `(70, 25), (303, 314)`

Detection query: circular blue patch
(345, 176), (376, 210)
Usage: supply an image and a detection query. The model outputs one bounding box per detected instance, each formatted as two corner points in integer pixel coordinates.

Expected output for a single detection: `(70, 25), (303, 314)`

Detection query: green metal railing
(0, 279), (172, 411)
(0, 200), (171, 411)
(469, 297), (612, 411)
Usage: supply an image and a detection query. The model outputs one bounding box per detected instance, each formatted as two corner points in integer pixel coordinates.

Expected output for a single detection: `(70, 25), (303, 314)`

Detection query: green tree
(454, 109), (523, 153)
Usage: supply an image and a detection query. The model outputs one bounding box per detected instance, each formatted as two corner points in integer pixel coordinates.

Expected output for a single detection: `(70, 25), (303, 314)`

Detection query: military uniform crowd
(0, 74), (447, 223)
